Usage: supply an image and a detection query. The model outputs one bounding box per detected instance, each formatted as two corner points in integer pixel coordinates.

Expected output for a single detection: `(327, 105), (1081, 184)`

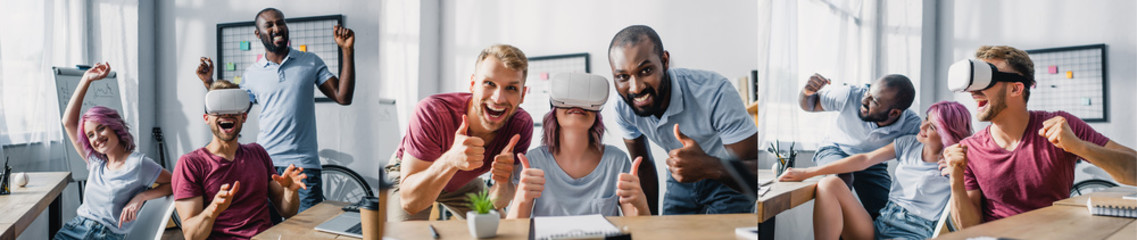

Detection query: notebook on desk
(527, 214), (630, 240)
(1087, 197), (1137, 218)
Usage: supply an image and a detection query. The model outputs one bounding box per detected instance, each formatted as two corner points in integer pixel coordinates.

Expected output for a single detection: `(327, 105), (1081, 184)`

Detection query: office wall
(935, 0), (1137, 146)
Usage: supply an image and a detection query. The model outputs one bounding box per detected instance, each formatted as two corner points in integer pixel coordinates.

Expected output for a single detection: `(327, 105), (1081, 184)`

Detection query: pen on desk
(429, 224), (440, 239)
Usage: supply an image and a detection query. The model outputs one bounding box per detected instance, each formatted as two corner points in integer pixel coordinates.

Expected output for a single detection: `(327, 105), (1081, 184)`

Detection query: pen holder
(0, 165), (10, 195)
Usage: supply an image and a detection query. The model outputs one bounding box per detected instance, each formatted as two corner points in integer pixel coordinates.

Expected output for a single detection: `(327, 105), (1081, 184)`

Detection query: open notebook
(528, 214), (630, 240)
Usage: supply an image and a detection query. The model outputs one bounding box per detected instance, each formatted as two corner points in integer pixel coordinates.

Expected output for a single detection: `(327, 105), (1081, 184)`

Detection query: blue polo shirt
(817, 84), (921, 157)
(240, 47), (335, 169)
(614, 68), (758, 163)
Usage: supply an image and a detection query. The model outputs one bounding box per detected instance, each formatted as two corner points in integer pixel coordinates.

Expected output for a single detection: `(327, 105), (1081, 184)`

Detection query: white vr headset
(204, 89), (252, 115)
(548, 72), (609, 111)
(947, 59), (1033, 92)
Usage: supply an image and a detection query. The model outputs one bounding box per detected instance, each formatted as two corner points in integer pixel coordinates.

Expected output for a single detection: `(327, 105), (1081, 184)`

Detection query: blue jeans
(874, 202), (936, 240)
(813, 145), (892, 219)
(53, 216), (124, 240)
(276, 166), (323, 213)
(662, 174), (754, 215)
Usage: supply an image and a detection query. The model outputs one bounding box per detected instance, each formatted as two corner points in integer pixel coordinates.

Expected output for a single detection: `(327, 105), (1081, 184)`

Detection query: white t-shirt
(75, 152), (163, 233)
(889, 135), (951, 221)
(512, 145), (632, 217)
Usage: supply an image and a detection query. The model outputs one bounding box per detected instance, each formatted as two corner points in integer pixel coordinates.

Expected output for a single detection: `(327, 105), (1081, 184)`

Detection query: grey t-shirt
(75, 152), (163, 233)
(513, 145), (632, 217)
(889, 135), (951, 221)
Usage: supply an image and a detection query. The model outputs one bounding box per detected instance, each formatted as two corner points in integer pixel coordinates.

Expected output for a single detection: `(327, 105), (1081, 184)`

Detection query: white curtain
(0, 0), (87, 170)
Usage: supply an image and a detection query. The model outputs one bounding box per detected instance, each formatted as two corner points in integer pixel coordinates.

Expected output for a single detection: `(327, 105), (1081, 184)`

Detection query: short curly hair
(975, 45), (1035, 102)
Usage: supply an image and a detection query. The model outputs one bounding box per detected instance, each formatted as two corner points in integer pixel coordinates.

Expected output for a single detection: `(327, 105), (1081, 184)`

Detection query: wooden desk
(0, 172), (71, 240)
(936, 188), (1137, 240)
(756, 169), (820, 239)
(1053, 187), (1137, 207)
(254, 202), (758, 239)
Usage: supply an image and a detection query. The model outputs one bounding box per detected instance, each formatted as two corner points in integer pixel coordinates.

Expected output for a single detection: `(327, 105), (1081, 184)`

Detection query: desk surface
(936, 188), (1137, 240)
(254, 202), (758, 240)
(0, 172), (71, 240)
(756, 169), (820, 223)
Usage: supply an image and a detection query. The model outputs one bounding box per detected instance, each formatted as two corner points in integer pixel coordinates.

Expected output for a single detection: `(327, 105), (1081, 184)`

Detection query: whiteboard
(53, 67), (122, 181)
(1026, 44), (1108, 122)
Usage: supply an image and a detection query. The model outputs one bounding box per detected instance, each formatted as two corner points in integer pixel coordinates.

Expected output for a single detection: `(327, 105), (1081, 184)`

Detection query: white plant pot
(467, 210), (500, 239)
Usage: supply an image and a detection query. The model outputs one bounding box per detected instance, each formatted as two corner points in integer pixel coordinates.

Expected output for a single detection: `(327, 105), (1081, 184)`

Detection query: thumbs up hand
(666, 124), (722, 182)
(490, 134), (521, 183)
(618, 157), (651, 216)
(446, 115), (486, 171)
(513, 153), (545, 204)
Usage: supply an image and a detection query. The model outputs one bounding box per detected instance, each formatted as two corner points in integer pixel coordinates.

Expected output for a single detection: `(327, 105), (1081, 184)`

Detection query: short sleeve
(614, 104), (643, 139)
(1058, 111), (1110, 147)
(401, 98), (450, 162)
(893, 136), (912, 163)
(312, 54), (335, 86)
(709, 78), (759, 144)
(172, 154), (203, 200)
(138, 155), (164, 187)
(817, 85), (853, 112)
(252, 144), (279, 178)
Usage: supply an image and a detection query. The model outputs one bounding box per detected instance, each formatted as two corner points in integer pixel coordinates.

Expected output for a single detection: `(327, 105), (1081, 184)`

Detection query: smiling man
(608, 25), (758, 215)
(173, 80), (308, 240)
(943, 46), (1137, 229)
(799, 73), (920, 219)
(195, 8), (357, 213)
(384, 44), (533, 220)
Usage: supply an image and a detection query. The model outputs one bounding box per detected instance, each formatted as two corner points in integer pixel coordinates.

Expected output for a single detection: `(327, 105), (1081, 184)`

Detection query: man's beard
(260, 32), (289, 54)
(977, 88), (1008, 121)
(211, 125), (241, 142)
(858, 106), (892, 122)
(622, 73), (671, 117)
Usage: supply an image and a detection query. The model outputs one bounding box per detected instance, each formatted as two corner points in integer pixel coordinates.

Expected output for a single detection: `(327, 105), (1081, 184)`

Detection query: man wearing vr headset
(385, 44), (533, 221)
(195, 8), (357, 212)
(942, 46), (1136, 229)
(798, 73), (921, 220)
(608, 25), (758, 215)
(172, 80), (309, 240)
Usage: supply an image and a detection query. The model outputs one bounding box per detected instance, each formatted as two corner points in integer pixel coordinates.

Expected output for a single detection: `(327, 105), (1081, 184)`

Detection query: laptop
(314, 211), (364, 238)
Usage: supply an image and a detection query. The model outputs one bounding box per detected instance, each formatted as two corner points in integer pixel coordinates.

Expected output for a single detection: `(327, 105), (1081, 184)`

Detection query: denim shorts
(873, 202), (936, 240)
(53, 216), (125, 240)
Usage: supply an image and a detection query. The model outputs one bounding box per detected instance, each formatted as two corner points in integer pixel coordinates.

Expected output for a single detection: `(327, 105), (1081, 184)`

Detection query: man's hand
(666, 124), (723, 182)
(777, 167), (812, 182)
(333, 25), (355, 50)
(513, 153), (545, 203)
(618, 157), (650, 215)
(118, 194), (146, 228)
(943, 144), (968, 177)
(209, 181), (240, 217)
(802, 73), (831, 96)
(196, 57), (214, 85)
(1039, 116), (1083, 151)
(272, 164), (309, 192)
(490, 134), (521, 183)
(83, 62), (112, 82)
(447, 115), (486, 171)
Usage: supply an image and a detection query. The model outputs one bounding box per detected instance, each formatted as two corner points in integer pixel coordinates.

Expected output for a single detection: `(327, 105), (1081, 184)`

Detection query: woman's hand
(777, 167), (813, 182)
(83, 62), (112, 82)
(118, 194), (146, 228)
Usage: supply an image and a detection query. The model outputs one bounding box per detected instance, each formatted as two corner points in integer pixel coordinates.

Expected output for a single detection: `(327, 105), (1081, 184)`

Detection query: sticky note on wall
(240, 41), (251, 51)
(234, 76), (242, 84)
(1066, 71), (1074, 79)
(226, 62), (236, 71)
(1048, 65), (1058, 74)
(299, 45), (307, 52)
(1082, 97), (1092, 106)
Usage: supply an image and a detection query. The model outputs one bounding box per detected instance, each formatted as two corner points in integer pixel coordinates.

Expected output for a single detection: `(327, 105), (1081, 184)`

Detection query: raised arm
(623, 136), (659, 215)
(176, 181), (240, 240)
(778, 143), (896, 182)
(269, 164), (307, 217)
(488, 135), (520, 210)
(399, 116), (485, 214)
(943, 144), (983, 229)
(1039, 116), (1137, 185)
(195, 57), (214, 89)
(799, 73), (830, 112)
(316, 25), (356, 105)
(61, 62), (112, 162)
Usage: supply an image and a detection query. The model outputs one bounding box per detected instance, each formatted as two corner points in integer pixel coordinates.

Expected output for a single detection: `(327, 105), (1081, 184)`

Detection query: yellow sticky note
(1066, 71), (1073, 79)
(299, 45), (308, 52)
(234, 76), (242, 84)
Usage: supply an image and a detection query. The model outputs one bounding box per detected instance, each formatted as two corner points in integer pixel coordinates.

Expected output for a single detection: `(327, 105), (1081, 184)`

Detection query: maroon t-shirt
(961, 111), (1110, 222)
(397, 92), (533, 192)
(172, 143), (277, 240)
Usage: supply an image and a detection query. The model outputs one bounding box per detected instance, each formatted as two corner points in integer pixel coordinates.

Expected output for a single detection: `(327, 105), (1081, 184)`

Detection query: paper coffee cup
(360, 196), (383, 240)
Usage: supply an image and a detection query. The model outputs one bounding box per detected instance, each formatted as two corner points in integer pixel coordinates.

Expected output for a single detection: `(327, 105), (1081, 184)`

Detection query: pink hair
(926, 101), (972, 147)
(76, 106), (135, 160)
(541, 109), (605, 155)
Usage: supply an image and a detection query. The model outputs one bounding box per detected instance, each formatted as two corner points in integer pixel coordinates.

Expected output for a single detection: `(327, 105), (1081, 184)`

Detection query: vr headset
(548, 72), (609, 111)
(204, 89), (252, 115)
(947, 59), (1033, 92)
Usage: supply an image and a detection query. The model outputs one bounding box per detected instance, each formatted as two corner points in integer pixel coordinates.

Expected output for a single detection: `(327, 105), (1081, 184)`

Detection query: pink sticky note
(541, 72), (549, 80)
(257, 54), (263, 62)
(1048, 65), (1058, 74)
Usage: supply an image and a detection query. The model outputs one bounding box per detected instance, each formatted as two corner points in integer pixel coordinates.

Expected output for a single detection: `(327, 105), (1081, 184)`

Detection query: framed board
(520, 53), (591, 126)
(216, 15), (343, 103)
(1025, 44), (1108, 122)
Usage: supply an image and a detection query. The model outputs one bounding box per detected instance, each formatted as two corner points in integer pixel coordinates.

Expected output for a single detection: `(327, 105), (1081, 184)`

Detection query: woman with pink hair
(778, 101), (973, 239)
(56, 62), (173, 240)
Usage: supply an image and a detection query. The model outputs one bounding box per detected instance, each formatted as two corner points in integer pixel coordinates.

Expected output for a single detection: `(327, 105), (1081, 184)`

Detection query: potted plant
(466, 190), (499, 238)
